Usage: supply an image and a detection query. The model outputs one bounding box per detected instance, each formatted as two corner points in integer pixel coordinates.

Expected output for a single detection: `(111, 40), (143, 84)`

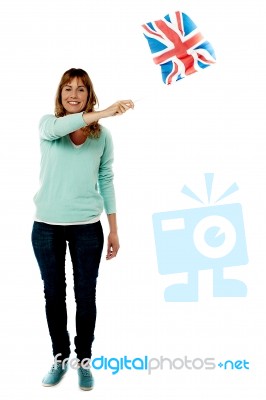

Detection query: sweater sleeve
(98, 130), (116, 214)
(39, 113), (87, 141)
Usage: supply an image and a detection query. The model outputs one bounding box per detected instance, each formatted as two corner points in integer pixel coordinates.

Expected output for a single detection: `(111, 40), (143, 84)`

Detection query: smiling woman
(55, 68), (101, 141)
(31, 68), (134, 391)
(62, 79), (89, 114)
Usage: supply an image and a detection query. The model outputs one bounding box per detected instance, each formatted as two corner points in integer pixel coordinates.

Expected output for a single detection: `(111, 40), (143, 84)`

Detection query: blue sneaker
(42, 362), (68, 387)
(77, 365), (94, 391)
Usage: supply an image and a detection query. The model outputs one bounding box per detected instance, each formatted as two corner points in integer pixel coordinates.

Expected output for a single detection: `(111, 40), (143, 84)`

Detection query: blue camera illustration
(152, 174), (249, 302)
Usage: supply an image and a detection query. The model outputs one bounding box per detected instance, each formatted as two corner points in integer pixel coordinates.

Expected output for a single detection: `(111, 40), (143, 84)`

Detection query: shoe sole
(42, 383), (58, 387)
(79, 386), (94, 391)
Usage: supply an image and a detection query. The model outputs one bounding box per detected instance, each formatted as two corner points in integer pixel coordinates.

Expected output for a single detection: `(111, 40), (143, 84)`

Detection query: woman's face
(61, 77), (88, 114)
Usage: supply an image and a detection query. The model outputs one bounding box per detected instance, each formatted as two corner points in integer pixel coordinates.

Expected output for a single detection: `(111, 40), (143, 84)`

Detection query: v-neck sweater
(33, 112), (116, 223)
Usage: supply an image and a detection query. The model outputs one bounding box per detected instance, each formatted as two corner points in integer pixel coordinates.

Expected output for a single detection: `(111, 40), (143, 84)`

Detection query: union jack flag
(142, 11), (216, 85)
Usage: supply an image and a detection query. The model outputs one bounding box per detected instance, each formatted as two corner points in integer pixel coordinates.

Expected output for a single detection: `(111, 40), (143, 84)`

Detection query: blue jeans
(31, 221), (104, 361)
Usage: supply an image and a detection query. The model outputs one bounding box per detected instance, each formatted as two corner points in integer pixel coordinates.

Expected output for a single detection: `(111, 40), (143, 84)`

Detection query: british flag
(142, 11), (216, 85)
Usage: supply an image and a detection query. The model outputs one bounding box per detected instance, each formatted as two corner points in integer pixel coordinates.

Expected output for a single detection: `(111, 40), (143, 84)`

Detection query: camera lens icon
(193, 215), (236, 259)
(153, 203), (248, 274)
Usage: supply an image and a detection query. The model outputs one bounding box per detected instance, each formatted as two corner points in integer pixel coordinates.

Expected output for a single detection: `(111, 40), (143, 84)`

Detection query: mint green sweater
(33, 112), (116, 223)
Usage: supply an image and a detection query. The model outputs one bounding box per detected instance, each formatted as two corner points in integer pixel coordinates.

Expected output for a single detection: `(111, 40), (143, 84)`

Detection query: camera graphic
(152, 174), (249, 301)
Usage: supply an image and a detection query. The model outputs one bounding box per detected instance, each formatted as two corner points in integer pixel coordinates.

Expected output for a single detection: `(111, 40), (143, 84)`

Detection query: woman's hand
(82, 100), (134, 125)
(102, 100), (134, 118)
(106, 232), (120, 260)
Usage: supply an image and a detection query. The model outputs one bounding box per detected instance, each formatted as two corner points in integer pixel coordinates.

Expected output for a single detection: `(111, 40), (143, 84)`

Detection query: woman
(31, 68), (133, 390)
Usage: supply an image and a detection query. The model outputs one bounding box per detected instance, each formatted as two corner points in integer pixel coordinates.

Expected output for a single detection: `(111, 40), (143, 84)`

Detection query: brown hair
(55, 68), (101, 138)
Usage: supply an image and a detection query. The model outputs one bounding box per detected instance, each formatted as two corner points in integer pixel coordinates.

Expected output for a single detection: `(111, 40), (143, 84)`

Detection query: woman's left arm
(98, 129), (119, 260)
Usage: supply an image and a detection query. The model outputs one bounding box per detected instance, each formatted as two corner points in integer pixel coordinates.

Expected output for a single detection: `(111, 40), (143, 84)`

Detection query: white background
(0, 0), (265, 398)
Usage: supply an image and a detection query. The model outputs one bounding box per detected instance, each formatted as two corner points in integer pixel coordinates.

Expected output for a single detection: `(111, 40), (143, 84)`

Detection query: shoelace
(79, 366), (91, 377)
(49, 363), (64, 374)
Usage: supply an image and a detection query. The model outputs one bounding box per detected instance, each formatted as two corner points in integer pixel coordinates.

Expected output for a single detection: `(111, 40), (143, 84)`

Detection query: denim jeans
(31, 221), (104, 361)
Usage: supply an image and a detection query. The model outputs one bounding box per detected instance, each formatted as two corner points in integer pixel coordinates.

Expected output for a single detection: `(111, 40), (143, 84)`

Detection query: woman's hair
(55, 68), (101, 138)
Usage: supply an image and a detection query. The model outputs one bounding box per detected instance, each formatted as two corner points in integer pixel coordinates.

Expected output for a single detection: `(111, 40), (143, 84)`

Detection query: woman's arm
(39, 113), (87, 140)
(97, 130), (119, 260)
(40, 100), (134, 141)
(82, 100), (134, 125)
